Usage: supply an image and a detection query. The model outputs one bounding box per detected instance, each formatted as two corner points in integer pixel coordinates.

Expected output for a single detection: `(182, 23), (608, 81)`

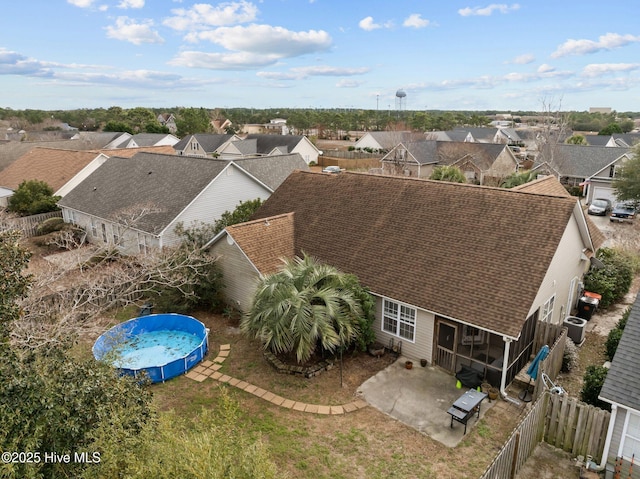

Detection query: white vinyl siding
(162, 163), (271, 247)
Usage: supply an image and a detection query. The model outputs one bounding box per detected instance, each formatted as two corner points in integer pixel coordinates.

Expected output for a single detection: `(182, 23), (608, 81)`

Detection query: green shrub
(583, 248), (634, 308)
(605, 328), (624, 361)
(580, 365), (610, 410)
(605, 306), (632, 361)
(35, 216), (64, 236)
(562, 337), (579, 372)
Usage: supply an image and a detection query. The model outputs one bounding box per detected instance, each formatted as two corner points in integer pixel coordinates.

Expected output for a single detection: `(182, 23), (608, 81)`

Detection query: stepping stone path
(185, 344), (368, 415)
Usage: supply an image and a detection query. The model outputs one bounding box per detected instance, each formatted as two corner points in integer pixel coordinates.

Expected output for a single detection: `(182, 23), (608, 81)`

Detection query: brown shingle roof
(99, 145), (176, 158)
(253, 171), (585, 339)
(0, 147), (100, 191)
(513, 176), (605, 250)
(226, 213), (295, 275)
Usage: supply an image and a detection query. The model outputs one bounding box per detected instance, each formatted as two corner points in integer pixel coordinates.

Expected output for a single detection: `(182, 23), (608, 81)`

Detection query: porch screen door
(436, 321), (457, 372)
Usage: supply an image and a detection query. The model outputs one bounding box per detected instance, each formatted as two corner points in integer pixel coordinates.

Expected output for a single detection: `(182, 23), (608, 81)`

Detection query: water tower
(395, 89), (407, 111)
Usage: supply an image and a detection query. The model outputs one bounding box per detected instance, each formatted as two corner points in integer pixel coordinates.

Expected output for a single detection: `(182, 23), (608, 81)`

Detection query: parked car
(587, 198), (612, 216)
(322, 165), (342, 174)
(610, 202), (636, 222)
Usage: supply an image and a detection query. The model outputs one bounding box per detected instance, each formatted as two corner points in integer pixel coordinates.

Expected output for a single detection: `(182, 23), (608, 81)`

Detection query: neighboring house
(432, 127), (523, 146)
(0, 145), (178, 207)
(157, 113), (177, 133)
(380, 140), (518, 185)
(211, 118), (233, 134)
(354, 131), (424, 152)
(584, 150), (635, 205)
(206, 171), (603, 392)
(219, 134), (321, 165)
(110, 133), (180, 149)
(0, 148), (109, 206)
(173, 134), (240, 157)
(57, 152), (308, 254)
(598, 294), (640, 476)
(584, 133), (640, 148)
(240, 119), (289, 135)
(533, 144), (631, 188)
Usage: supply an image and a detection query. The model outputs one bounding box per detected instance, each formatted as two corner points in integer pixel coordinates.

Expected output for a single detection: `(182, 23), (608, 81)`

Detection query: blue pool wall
(93, 313), (209, 383)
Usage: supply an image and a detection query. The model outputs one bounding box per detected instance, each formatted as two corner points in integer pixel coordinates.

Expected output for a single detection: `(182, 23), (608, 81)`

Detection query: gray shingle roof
(233, 154), (309, 190)
(600, 294), (640, 410)
(536, 144), (630, 178)
(58, 152), (229, 234)
(243, 134), (318, 155)
(253, 171), (582, 338)
(173, 134), (234, 153)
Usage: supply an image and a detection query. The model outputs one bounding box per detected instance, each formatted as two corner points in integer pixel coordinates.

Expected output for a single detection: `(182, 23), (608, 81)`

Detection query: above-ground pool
(93, 313), (209, 383)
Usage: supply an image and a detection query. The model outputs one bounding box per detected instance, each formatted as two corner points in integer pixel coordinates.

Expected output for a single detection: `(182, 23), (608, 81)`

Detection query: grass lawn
(145, 310), (523, 479)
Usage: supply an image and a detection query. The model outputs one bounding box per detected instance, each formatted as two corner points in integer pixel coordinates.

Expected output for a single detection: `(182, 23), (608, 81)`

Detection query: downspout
(499, 337), (522, 405)
(589, 403), (617, 472)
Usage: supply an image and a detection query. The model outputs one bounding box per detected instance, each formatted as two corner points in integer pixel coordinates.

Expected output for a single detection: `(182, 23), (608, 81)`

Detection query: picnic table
(447, 389), (488, 434)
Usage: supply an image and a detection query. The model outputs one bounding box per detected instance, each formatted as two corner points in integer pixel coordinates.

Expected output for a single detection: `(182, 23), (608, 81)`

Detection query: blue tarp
(526, 345), (549, 381)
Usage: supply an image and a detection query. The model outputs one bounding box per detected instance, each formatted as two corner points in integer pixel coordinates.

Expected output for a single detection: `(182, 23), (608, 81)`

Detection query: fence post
(510, 432), (520, 479)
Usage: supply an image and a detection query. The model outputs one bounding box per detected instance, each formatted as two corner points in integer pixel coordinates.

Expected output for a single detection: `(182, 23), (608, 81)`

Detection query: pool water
(110, 330), (202, 369)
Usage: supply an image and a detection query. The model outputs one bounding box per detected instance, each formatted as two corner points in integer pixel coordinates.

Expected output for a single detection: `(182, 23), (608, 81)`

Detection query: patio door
(435, 320), (457, 372)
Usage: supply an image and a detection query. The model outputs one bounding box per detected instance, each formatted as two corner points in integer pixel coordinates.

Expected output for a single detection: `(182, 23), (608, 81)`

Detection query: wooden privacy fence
(318, 155), (382, 170)
(0, 211), (62, 237)
(479, 392), (610, 479)
(531, 326), (567, 401)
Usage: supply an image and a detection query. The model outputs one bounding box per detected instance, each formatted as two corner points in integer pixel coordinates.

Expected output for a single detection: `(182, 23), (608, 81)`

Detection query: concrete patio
(357, 356), (522, 448)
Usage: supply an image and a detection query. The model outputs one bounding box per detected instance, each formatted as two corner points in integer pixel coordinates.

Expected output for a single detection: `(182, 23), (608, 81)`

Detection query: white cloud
(403, 14), (431, 29)
(508, 53), (535, 65)
(537, 64), (555, 73)
(164, 1), (258, 31)
(67, 0), (95, 7)
(257, 65), (369, 81)
(458, 3), (520, 16)
(582, 63), (640, 77)
(118, 0), (144, 8)
(188, 25), (331, 57)
(359, 16), (381, 31)
(105, 17), (164, 45)
(552, 33), (640, 58)
(336, 79), (364, 88)
(169, 51), (280, 70)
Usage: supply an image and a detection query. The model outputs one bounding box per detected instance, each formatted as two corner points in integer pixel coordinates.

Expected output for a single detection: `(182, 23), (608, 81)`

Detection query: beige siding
(487, 150), (518, 178)
(208, 234), (261, 312)
(527, 212), (590, 324)
(372, 295), (435, 363)
(610, 407), (627, 461)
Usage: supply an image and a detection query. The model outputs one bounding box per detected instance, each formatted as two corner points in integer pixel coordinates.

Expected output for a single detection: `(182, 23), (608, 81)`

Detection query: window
(382, 299), (416, 342)
(101, 223), (107, 243)
(138, 233), (148, 254)
(90, 219), (97, 237)
(622, 412), (640, 460)
(541, 295), (555, 323)
(112, 225), (121, 245)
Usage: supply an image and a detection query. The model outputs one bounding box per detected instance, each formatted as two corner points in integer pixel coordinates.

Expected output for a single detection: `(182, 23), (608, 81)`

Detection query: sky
(1, 1), (640, 112)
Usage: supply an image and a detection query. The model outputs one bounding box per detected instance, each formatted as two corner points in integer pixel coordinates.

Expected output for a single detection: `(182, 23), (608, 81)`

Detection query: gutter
(498, 338), (523, 406)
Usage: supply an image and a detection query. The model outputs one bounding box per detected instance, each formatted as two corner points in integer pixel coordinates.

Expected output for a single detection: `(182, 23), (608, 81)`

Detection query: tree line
(1, 106), (637, 139)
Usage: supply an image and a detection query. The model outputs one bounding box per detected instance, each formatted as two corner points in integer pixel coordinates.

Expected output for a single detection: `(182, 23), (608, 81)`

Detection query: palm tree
(241, 254), (365, 364)
(429, 165), (467, 183)
(500, 170), (537, 188)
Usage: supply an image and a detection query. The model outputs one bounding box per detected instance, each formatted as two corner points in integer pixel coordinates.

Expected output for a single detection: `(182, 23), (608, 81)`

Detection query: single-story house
(173, 134), (241, 157)
(58, 152), (308, 254)
(0, 148), (109, 207)
(0, 145), (177, 206)
(109, 133), (180, 149)
(583, 151), (635, 205)
(354, 131), (425, 152)
(533, 144), (631, 189)
(584, 133), (640, 148)
(218, 134), (322, 165)
(380, 140), (518, 185)
(598, 294), (640, 476)
(205, 171), (603, 392)
(431, 127), (523, 146)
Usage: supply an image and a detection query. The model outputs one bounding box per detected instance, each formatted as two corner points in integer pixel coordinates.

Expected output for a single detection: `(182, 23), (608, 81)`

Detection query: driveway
(357, 357), (498, 448)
